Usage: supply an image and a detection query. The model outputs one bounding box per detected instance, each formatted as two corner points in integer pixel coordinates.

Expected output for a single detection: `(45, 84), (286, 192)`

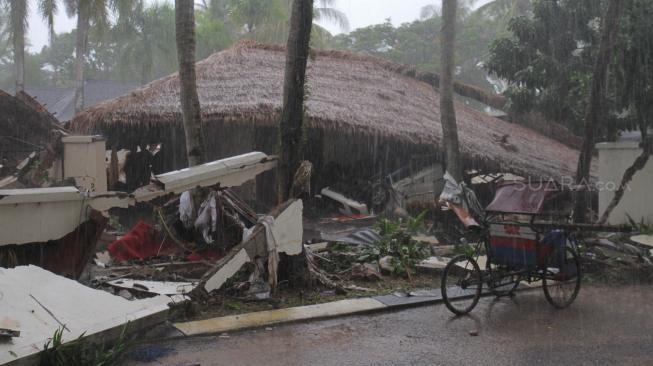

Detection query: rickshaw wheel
(441, 255), (482, 315)
(543, 246), (581, 309)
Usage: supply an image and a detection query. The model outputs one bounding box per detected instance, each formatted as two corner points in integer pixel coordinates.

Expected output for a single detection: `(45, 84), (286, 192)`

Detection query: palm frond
(63, 0), (78, 17)
(314, 6), (349, 32)
(315, 0), (336, 7)
(38, 0), (59, 43)
(8, 0), (30, 37)
(420, 4), (439, 20)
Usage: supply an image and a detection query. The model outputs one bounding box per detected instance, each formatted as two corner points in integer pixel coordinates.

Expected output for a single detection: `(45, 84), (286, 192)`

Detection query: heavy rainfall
(1, 0), (652, 365)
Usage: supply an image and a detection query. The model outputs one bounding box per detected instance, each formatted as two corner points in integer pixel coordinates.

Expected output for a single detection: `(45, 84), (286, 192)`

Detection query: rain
(0, 1), (652, 365)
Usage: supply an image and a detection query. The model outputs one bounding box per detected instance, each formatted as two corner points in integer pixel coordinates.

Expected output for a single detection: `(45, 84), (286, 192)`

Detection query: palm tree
(39, 0), (59, 45)
(1, 0), (58, 92)
(115, 1), (177, 85)
(277, 0), (314, 202)
(226, 0), (347, 44)
(574, 0), (625, 223)
(64, 0), (125, 113)
(0, 6), (9, 55)
(472, 0), (532, 37)
(439, 0), (463, 182)
(175, 0), (206, 167)
(313, 0), (348, 30)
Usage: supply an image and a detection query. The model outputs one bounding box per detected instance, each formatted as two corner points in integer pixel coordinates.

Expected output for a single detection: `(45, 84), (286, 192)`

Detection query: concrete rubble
(1, 111), (651, 365)
(0, 266), (170, 366)
(0, 145), (305, 365)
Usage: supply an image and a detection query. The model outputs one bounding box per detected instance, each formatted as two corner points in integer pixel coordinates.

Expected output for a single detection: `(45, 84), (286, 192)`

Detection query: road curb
(172, 286), (537, 337)
(173, 297), (388, 336)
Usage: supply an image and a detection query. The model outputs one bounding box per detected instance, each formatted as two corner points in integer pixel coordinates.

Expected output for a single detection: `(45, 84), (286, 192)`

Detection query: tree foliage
(0, 0), (350, 90)
(332, 1), (533, 91)
(486, 0), (606, 134)
(486, 0), (653, 139)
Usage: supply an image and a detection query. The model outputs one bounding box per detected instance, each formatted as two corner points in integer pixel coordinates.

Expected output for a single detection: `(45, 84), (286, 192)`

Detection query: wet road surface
(127, 285), (653, 365)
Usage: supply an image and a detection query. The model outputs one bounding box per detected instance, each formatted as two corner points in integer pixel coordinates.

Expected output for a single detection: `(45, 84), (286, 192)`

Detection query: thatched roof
(18, 80), (138, 121)
(72, 41), (589, 180)
(1, 90), (65, 162)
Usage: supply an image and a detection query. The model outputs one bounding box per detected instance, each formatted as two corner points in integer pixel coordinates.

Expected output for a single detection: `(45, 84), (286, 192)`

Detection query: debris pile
(0, 90), (68, 189)
(581, 233), (653, 283)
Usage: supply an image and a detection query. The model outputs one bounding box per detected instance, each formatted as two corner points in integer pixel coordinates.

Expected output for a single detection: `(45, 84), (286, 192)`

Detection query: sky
(25, 0), (490, 52)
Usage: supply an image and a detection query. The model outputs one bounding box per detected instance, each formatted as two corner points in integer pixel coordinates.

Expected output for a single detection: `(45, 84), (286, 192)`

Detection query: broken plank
(196, 200), (302, 293)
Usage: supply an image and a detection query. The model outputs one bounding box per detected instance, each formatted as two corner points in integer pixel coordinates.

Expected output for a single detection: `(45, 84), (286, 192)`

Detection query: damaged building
(70, 41), (585, 206)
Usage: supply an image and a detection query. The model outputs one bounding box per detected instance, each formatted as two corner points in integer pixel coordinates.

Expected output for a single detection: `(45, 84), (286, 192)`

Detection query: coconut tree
(227, 0), (347, 44)
(114, 1), (177, 84)
(1, 0), (58, 92)
(440, 0), (463, 182)
(277, 0), (314, 203)
(63, 0), (128, 113)
(313, 0), (348, 30)
(574, 0), (625, 223)
(175, 0), (206, 167)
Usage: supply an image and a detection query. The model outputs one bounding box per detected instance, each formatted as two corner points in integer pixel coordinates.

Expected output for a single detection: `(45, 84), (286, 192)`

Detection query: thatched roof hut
(72, 41), (585, 187)
(1, 90), (64, 163)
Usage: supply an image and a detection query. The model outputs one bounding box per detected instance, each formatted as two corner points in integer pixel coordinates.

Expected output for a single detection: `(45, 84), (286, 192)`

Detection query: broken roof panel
(0, 187), (81, 205)
(0, 266), (170, 366)
(134, 152), (277, 202)
(0, 187), (89, 246)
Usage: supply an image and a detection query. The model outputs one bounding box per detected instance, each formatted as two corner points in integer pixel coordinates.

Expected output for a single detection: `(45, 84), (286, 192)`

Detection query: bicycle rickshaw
(439, 175), (586, 315)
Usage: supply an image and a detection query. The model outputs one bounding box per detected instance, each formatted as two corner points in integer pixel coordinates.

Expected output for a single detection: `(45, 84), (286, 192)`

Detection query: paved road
(127, 285), (653, 366)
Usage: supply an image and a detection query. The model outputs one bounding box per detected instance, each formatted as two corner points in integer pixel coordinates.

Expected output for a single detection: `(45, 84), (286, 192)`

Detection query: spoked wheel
(543, 246), (581, 309)
(487, 263), (521, 297)
(441, 255), (483, 315)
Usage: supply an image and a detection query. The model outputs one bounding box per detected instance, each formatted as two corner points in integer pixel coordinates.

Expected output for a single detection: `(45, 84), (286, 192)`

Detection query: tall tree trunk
(440, 0), (463, 183)
(142, 36), (154, 85)
(574, 0), (624, 223)
(277, 0), (314, 203)
(73, 4), (90, 114)
(11, 1), (27, 92)
(175, 0), (206, 167)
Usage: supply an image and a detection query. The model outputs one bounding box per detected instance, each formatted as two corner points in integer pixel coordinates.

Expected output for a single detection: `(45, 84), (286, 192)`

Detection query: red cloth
(108, 220), (227, 263)
(108, 221), (178, 262)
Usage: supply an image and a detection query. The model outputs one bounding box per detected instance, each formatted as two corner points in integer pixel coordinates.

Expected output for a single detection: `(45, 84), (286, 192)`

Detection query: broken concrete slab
(413, 235), (439, 246)
(0, 266), (170, 366)
(416, 256), (450, 272)
(305, 242), (329, 252)
(455, 255), (487, 270)
(431, 245), (455, 257)
(351, 263), (382, 281)
(106, 279), (196, 298)
(0, 187), (88, 246)
(0, 318), (20, 339)
(631, 235), (653, 248)
(378, 256), (394, 273)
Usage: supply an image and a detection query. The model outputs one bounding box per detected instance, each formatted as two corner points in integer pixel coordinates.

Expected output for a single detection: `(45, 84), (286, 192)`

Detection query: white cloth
(259, 215), (279, 288)
(179, 191), (194, 229)
(439, 171), (463, 205)
(194, 191), (218, 244)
